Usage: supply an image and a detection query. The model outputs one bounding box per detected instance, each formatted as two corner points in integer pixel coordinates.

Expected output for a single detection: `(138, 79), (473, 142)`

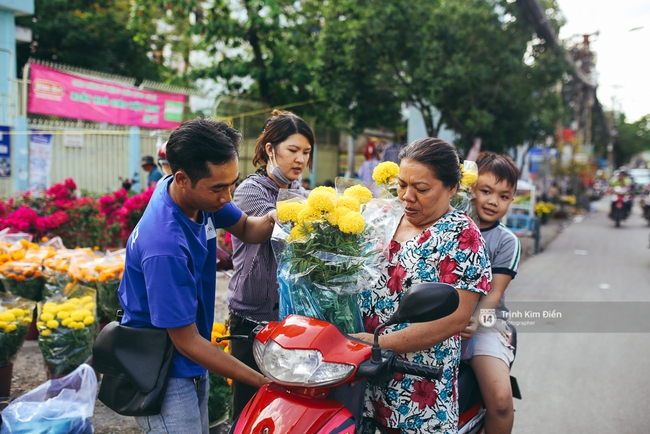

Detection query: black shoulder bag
(92, 318), (175, 416)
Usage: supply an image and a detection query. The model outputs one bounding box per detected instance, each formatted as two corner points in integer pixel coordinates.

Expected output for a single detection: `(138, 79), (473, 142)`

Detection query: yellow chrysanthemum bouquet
(273, 182), (403, 333)
(452, 160), (479, 221)
(372, 161), (400, 197)
(0, 293), (35, 369)
(36, 283), (97, 378)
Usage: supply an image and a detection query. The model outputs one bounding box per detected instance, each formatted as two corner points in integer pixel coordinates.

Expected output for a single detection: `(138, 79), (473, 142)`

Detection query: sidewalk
(520, 216), (568, 260)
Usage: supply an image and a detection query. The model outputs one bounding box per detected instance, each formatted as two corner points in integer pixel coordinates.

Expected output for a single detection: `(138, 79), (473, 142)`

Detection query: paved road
(508, 197), (650, 433)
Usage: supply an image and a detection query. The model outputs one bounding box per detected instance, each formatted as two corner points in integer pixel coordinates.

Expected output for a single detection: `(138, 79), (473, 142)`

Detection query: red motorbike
(222, 282), (459, 434)
(610, 185), (632, 227)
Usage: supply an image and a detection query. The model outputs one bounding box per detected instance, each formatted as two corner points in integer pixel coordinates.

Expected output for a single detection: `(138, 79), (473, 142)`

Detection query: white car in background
(628, 168), (650, 193)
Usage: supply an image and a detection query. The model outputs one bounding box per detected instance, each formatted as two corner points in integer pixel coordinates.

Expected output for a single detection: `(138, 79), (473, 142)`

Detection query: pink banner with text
(28, 63), (185, 129)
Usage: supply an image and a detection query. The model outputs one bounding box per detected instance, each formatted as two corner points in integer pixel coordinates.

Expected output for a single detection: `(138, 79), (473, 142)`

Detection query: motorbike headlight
(253, 339), (354, 387)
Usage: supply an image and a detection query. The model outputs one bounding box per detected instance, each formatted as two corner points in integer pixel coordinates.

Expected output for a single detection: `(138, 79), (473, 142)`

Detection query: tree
(129, 0), (321, 115)
(16, 0), (162, 82)
(613, 114), (650, 168)
(316, 0), (569, 154)
(128, 0), (208, 88)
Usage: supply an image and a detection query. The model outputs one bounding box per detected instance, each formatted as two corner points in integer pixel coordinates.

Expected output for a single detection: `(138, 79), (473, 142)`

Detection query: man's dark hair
(475, 151), (519, 189)
(399, 137), (462, 188)
(166, 117), (241, 186)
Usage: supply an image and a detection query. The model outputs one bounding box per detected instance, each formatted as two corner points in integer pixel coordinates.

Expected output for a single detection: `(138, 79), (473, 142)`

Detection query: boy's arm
(167, 323), (269, 388)
(461, 274), (513, 340)
(225, 210), (277, 244)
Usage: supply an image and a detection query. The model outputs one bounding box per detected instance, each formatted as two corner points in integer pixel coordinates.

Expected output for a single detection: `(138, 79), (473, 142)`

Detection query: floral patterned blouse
(359, 210), (491, 434)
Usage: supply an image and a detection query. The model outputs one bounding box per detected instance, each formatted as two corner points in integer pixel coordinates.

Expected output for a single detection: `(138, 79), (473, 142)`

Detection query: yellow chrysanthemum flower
(287, 224), (310, 242)
(277, 201), (306, 223)
(10, 308), (25, 317)
(337, 211), (365, 234)
(307, 190), (336, 212)
(326, 206), (352, 226)
(41, 329), (51, 337)
(296, 206), (323, 224)
(46, 319), (60, 329)
(336, 196), (361, 212)
(312, 186), (337, 195)
(343, 185), (372, 204)
(70, 311), (85, 322)
(372, 161), (400, 185)
(0, 312), (15, 322)
(40, 312), (54, 322)
(460, 161), (478, 188)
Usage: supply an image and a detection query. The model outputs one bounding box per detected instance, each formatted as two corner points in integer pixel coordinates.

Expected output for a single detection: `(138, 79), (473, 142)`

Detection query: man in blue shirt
(119, 118), (275, 433)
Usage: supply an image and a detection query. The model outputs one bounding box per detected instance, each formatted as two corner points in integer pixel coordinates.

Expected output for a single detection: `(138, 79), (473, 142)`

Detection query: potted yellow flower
(535, 202), (556, 224)
(209, 322), (232, 427)
(36, 284), (97, 378)
(0, 294), (35, 397)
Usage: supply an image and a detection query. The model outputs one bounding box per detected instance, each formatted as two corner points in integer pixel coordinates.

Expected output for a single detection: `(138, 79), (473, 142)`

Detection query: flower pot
(0, 362), (14, 398)
(25, 308), (39, 340)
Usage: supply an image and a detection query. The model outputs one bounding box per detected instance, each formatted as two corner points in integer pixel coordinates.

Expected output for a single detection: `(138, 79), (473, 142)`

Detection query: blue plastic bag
(0, 363), (96, 434)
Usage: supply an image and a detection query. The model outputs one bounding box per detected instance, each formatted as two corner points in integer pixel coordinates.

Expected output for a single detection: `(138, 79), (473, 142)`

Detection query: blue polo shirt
(118, 177), (242, 377)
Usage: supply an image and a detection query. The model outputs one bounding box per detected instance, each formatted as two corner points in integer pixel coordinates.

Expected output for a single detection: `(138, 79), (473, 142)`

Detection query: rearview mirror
(371, 282), (459, 363)
(385, 282), (459, 327)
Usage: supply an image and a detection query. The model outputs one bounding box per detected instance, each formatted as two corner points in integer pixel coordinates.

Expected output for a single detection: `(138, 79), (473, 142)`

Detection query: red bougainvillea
(0, 179), (153, 249)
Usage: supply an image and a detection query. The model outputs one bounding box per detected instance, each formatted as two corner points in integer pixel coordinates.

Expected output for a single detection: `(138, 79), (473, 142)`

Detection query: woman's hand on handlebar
(350, 332), (373, 344)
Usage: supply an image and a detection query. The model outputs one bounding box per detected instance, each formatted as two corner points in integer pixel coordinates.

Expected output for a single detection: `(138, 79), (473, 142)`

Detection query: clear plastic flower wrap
(451, 160), (479, 223)
(0, 239), (54, 302)
(36, 283), (97, 377)
(42, 246), (97, 300)
(93, 249), (125, 321)
(272, 180), (404, 334)
(0, 293), (36, 368)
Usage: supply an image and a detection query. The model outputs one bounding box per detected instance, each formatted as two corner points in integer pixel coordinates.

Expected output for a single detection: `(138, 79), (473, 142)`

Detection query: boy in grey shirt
(462, 151), (520, 434)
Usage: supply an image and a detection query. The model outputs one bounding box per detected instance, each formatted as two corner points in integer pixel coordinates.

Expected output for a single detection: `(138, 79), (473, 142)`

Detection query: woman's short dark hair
(252, 110), (315, 170)
(166, 117), (241, 186)
(399, 137), (462, 188)
(475, 151), (519, 189)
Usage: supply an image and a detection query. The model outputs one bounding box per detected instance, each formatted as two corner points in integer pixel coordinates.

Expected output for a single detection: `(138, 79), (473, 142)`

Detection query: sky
(557, 0), (650, 122)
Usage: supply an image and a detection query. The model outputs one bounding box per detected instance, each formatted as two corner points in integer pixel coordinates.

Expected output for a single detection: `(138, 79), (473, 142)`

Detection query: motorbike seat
(457, 361), (482, 414)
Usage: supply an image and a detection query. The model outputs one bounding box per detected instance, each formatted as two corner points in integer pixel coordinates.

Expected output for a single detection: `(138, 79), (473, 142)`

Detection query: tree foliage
(16, 0), (161, 81)
(131, 0), (325, 116)
(613, 114), (650, 168)
(316, 0), (569, 154)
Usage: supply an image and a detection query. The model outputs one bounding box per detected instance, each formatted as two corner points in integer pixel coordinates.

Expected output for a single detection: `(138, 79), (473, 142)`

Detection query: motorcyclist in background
(607, 169), (633, 218)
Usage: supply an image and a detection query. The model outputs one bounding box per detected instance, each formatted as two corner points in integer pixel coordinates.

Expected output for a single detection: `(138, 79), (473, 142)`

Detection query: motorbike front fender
(230, 383), (356, 434)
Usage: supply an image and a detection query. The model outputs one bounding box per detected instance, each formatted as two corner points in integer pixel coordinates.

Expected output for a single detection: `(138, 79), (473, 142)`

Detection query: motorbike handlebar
(392, 359), (443, 381)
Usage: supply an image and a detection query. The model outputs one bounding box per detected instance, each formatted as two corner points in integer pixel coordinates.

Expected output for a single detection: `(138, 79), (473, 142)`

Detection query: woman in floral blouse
(354, 137), (492, 434)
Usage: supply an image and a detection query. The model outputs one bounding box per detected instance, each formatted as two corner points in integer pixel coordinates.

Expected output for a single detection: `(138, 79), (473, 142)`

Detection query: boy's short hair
(475, 151), (519, 190)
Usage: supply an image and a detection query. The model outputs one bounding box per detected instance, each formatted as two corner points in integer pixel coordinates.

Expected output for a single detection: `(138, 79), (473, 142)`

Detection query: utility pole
(606, 96), (617, 177)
